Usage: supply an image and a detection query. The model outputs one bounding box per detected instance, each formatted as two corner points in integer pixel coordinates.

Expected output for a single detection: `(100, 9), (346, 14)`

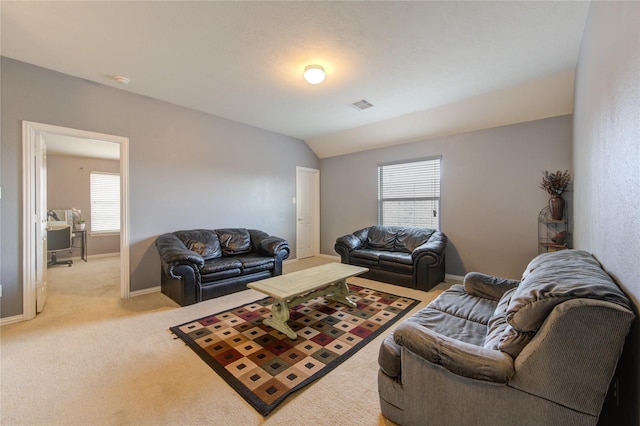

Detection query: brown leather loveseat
(155, 228), (289, 306)
(334, 225), (447, 291)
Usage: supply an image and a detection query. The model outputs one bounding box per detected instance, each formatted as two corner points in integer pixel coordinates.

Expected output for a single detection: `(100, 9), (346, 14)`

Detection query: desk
(72, 229), (87, 262)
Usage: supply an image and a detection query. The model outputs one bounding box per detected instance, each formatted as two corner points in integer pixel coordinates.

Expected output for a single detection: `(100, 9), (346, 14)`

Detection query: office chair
(48, 226), (73, 267)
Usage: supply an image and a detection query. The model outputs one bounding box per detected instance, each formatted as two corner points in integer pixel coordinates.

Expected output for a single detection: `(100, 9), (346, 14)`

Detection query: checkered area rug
(170, 284), (419, 416)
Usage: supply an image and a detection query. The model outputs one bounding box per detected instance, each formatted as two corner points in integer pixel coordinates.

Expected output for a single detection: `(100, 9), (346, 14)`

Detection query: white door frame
(295, 166), (320, 259)
(22, 121), (131, 320)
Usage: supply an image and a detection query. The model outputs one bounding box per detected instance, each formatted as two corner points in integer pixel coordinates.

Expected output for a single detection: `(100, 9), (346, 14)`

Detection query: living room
(1, 1), (638, 425)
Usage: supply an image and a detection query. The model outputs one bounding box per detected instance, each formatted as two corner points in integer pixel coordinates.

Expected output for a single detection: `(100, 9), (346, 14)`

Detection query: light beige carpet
(1, 256), (450, 426)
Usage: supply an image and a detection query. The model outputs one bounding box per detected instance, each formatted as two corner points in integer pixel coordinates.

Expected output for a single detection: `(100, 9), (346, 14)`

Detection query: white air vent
(350, 99), (374, 111)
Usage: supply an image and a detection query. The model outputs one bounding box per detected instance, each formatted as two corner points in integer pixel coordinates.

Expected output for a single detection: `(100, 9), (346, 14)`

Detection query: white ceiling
(42, 133), (121, 161)
(1, 1), (590, 159)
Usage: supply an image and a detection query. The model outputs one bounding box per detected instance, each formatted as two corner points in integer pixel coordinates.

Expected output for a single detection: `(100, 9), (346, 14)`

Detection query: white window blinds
(90, 172), (120, 233)
(378, 158), (441, 229)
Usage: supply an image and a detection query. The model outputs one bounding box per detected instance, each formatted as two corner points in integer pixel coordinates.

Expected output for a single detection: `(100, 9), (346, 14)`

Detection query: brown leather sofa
(155, 228), (289, 306)
(334, 225), (447, 291)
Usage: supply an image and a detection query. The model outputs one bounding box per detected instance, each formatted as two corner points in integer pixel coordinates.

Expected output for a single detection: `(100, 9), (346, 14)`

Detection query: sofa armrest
(155, 233), (205, 278)
(394, 322), (514, 383)
(411, 231), (447, 262)
(335, 233), (365, 264)
(335, 234), (364, 251)
(463, 272), (520, 301)
(259, 236), (290, 259)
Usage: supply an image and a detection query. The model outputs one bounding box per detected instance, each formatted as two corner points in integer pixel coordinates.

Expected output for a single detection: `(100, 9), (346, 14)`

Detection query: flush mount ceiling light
(303, 65), (326, 85)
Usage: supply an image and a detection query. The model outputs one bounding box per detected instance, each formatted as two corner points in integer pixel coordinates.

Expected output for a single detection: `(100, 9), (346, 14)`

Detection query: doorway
(22, 121), (130, 320)
(296, 167), (320, 259)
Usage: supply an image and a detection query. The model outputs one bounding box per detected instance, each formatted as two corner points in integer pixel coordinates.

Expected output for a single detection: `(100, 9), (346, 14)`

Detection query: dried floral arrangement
(540, 170), (571, 196)
(72, 208), (85, 224)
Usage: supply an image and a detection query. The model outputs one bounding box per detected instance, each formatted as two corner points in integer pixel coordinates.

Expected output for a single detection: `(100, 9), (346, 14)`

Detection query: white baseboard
(129, 286), (160, 297)
(87, 252), (120, 260)
(445, 273), (465, 283)
(1, 314), (24, 326)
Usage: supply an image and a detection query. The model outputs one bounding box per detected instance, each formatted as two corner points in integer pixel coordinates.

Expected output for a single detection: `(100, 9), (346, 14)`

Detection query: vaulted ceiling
(1, 1), (590, 158)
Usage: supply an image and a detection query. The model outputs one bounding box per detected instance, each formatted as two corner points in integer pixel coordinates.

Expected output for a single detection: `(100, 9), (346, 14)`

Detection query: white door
(296, 167), (319, 259)
(35, 135), (48, 313)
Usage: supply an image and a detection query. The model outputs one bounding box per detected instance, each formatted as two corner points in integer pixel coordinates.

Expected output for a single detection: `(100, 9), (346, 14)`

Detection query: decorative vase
(549, 196), (565, 220)
(74, 223), (86, 231)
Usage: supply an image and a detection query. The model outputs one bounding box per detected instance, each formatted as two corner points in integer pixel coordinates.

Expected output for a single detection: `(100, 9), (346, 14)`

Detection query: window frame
(377, 156), (442, 230)
(90, 171), (121, 235)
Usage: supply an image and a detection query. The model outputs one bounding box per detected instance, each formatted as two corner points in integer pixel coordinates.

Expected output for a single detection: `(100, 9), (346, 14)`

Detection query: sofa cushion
(366, 226), (396, 250)
(484, 287), (534, 357)
(406, 285), (497, 347)
(236, 254), (275, 274)
(379, 260), (413, 274)
(201, 257), (243, 274)
(394, 228), (434, 253)
(507, 250), (631, 334)
(201, 269), (242, 283)
(350, 249), (382, 264)
(485, 250), (634, 358)
(216, 228), (252, 256)
(379, 251), (413, 266)
(175, 229), (221, 260)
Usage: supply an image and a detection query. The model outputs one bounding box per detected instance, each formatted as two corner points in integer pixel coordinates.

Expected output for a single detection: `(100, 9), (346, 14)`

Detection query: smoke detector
(114, 75), (130, 85)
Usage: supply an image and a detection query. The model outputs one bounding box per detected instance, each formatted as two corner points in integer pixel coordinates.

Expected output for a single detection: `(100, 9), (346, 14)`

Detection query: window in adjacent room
(90, 172), (120, 234)
(378, 157), (441, 229)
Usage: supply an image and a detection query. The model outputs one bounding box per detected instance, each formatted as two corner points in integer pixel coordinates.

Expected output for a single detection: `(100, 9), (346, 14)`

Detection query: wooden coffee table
(247, 263), (368, 339)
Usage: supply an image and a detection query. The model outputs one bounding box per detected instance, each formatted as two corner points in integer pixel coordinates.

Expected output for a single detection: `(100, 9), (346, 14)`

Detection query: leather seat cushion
(237, 254), (275, 274)
(379, 251), (413, 265)
(201, 269), (242, 283)
(350, 249), (383, 266)
(201, 257), (243, 274)
(379, 260), (413, 274)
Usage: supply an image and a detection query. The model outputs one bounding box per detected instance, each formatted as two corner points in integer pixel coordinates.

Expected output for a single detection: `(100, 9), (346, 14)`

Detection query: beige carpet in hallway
(1, 256), (448, 425)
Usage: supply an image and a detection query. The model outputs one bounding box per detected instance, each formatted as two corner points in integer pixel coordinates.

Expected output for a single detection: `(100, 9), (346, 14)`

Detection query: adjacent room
(1, 1), (638, 425)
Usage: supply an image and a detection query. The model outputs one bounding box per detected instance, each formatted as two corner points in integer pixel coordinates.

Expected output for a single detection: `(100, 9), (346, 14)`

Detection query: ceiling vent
(350, 99), (374, 111)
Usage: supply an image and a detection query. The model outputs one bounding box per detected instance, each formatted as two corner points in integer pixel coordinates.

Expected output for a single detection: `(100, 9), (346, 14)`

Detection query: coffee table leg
(327, 279), (357, 308)
(263, 299), (298, 340)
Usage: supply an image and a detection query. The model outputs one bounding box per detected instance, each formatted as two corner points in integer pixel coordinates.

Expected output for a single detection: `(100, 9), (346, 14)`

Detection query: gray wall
(573, 2), (640, 423)
(1, 57), (318, 318)
(47, 154), (120, 258)
(320, 115), (573, 279)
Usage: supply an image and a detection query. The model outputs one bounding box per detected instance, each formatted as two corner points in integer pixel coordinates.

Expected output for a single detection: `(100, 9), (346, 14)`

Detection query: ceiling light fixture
(303, 65), (326, 85)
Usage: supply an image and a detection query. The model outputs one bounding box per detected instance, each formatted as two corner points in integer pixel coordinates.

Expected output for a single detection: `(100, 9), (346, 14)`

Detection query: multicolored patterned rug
(170, 283), (419, 416)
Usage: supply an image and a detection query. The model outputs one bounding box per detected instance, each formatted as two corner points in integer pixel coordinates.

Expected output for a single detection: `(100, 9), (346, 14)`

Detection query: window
(90, 172), (120, 234)
(378, 157), (441, 229)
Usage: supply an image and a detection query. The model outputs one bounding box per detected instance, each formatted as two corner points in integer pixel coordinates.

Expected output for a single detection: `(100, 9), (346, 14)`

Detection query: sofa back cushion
(395, 228), (434, 253)
(365, 226), (436, 253)
(366, 226), (397, 250)
(216, 228), (252, 256)
(175, 229), (221, 260)
(490, 250), (631, 358)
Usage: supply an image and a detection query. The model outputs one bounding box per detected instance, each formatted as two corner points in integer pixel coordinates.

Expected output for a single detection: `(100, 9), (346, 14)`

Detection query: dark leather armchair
(155, 228), (290, 306)
(335, 225), (447, 291)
